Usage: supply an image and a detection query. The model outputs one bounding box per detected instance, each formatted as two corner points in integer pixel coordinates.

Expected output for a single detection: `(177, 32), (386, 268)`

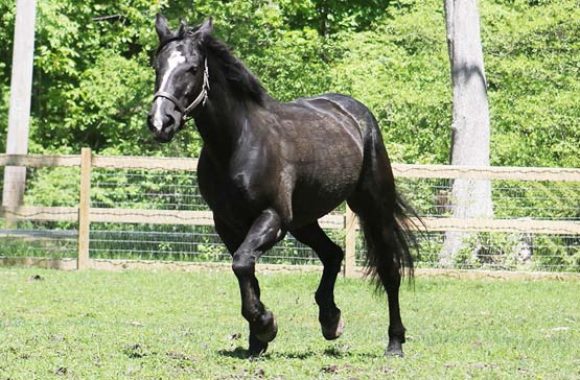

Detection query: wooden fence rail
(1, 150), (579, 274)
(3, 153), (580, 181)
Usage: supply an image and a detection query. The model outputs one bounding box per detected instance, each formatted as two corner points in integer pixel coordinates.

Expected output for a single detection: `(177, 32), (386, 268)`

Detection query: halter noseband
(153, 58), (210, 121)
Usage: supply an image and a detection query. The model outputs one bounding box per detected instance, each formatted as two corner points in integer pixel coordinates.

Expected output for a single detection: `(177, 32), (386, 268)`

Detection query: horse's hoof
(254, 311), (278, 343)
(248, 334), (268, 358)
(321, 314), (345, 340)
(385, 340), (404, 357)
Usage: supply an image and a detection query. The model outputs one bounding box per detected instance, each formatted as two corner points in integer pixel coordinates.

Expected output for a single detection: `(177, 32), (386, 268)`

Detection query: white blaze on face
(152, 50), (186, 131)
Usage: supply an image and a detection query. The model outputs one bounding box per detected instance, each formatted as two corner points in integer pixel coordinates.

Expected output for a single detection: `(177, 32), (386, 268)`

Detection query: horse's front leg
(231, 209), (285, 357)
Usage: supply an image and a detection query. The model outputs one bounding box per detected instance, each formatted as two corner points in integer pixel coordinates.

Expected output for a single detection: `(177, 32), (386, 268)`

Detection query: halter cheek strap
(153, 58), (210, 121)
(184, 59), (210, 114)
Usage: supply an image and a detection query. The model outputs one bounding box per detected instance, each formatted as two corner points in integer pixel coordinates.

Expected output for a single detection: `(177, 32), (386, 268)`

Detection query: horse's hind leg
(348, 190), (407, 356)
(291, 223), (345, 340)
(347, 126), (412, 356)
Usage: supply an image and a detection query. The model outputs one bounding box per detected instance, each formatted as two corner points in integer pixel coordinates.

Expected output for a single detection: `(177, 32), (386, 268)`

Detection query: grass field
(0, 268), (578, 379)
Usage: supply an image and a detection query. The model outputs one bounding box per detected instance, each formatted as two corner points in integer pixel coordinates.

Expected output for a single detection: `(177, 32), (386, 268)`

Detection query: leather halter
(153, 58), (210, 121)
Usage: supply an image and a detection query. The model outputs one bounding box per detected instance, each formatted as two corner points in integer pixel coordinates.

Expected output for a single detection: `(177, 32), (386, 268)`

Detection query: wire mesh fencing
(86, 164), (580, 271)
(0, 166), (79, 260)
(391, 176), (579, 272)
(354, 231), (579, 272)
(1, 154), (579, 273)
(397, 177), (580, 220)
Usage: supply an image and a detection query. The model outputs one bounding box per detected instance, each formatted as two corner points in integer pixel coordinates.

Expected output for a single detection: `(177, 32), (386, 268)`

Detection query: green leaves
(330, 5), (451, 163)
(0, 0), (576, 168)
(483, 0), (580, 167)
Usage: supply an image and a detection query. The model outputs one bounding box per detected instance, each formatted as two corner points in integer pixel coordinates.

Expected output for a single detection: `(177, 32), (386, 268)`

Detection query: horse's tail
(347, 103), (416, 351)
(360, 197), (419, 289)
(354, 124), (421, 290)
(392, 192), (421, 278)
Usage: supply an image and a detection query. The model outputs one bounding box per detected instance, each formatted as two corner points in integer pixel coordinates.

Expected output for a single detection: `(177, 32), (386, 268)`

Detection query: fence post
(77, 148), (92, 270)
(343, 205), (356, 277)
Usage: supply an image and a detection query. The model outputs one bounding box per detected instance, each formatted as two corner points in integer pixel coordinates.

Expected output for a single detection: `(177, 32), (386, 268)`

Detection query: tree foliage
(0, 0), (577, 270)
(0, 0), (577, 167)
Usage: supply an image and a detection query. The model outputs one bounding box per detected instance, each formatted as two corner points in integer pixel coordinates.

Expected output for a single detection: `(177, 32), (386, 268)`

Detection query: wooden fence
(1, 148), (579, 276)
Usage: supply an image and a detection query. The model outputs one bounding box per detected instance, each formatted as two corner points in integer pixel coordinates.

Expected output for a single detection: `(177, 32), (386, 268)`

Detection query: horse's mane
(202, 34), (266, 105)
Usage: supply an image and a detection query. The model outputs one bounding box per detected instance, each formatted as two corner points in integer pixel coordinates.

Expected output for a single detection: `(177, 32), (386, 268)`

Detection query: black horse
(148, 14), (417, 357)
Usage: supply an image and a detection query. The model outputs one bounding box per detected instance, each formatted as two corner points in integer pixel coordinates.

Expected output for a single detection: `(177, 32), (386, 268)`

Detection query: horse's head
(148, 14), (212, 143)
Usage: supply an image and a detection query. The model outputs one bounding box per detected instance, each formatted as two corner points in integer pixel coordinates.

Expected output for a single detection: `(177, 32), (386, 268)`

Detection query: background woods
(0, 0), (578, 270)
(0, 0), (577, 167)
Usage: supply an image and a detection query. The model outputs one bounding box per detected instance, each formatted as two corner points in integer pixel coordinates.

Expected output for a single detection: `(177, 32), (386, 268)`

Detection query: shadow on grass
(217, 346), (383, 361)
(320, 347), (384, 359)
(217, 347), (250, 359)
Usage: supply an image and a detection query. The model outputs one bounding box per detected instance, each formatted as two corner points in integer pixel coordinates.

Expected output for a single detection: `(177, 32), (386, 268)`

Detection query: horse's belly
(289, 159), (361, 227)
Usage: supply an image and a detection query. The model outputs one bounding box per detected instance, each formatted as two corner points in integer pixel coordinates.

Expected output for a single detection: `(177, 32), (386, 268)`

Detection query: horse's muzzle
(152, 131), (173, 143)
(147, 112), (177, 143)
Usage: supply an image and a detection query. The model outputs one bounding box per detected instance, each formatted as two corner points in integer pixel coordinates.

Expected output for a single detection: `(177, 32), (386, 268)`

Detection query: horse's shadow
(217, 346), (383, 361)
(217, 347), (251, 359)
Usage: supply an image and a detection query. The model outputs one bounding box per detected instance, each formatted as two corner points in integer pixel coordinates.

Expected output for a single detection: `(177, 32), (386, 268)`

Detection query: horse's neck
(193, 55), (272, 167)
(194, 90), (251, 167)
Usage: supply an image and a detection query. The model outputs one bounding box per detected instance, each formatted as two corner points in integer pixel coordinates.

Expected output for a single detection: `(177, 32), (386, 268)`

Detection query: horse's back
(287, 93), (375, 134)
(278, 92), (379, 171)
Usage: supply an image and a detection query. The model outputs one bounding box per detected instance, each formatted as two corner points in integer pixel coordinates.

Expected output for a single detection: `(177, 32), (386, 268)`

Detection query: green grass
(0, 268), (578, 379)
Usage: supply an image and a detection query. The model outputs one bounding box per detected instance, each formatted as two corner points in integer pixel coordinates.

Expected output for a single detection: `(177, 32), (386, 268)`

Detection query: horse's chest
(200, 174), (257, 210)
(197, 159), (262, 224)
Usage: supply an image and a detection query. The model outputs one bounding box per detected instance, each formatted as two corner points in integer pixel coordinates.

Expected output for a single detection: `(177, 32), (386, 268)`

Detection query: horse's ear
(195, 18), (213, 42)
(155, 13), (172, 41)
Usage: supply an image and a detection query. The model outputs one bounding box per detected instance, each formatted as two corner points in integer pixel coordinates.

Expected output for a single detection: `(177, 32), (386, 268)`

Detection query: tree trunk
(317, 0), (330, 38)
(440, 0), (493, 266)
(2, 0), (37, 219)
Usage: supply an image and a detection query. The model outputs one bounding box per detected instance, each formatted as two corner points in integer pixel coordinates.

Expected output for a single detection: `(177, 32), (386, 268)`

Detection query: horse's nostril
(165, 114), (176, 128)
